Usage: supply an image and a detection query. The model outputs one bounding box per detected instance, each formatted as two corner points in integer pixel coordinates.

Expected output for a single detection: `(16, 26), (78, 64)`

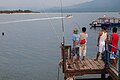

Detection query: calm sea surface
(0, 12), (120, 80)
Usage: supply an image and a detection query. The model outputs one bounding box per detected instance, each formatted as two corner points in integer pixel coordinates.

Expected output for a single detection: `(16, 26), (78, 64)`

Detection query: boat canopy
(97, 17), (120, 23)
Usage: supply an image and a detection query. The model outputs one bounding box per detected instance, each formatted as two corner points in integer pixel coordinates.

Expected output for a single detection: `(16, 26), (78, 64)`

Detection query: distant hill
(46, 0), (120, 12)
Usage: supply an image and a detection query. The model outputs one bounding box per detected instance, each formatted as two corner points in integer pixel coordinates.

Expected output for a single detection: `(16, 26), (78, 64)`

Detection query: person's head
(82, 27), (86, 32)
(101, 26), (106, 31)
(112, 27), (117, 33)
(73, 28), (78, 34)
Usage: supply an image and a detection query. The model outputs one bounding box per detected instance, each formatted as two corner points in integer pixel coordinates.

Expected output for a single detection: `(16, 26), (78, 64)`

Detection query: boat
(89, 17), (120, 28)
(65, 14), (73, 19)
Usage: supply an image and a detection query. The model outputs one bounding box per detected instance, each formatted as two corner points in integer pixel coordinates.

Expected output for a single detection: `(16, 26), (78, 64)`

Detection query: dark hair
(101, 26), (106, 30)
(113, 27), (117, 33)
(82, 27), (86, 32)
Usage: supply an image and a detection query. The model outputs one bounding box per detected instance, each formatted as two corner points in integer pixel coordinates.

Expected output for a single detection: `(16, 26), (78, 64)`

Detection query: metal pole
(119, 50), (120, 80)
(105, 42), (108, 65)
(60, 0), (65, 45)
(107, 44), (110, 66)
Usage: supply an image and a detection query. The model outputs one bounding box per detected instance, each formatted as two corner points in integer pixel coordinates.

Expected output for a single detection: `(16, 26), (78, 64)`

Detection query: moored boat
(90, 17), (120, 28)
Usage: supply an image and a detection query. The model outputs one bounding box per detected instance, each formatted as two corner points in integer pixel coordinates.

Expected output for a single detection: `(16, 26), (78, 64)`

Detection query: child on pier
(72, 28), (80, 61)
(79, 27), (88, 60)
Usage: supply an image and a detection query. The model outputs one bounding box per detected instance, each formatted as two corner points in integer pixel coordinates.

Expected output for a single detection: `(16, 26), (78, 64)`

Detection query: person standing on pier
(95, 27), (108, 60)
(110, 27), (119, 68)
(79, 27), (88, 60)
(72, 28), (80, 61)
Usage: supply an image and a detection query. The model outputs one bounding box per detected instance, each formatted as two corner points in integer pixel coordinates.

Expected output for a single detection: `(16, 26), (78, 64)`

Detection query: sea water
(0, 12), (119, 80)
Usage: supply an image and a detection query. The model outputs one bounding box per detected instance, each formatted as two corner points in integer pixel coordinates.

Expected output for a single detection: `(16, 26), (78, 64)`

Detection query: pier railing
(105, 43), (120, 79)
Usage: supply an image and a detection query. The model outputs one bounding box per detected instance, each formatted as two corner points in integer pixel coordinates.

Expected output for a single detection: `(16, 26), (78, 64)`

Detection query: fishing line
(39, 1), (62, 80)
(39, 0), (65, 43)
(71, 18), (81, 33)
(75, 23), (81, 32)
(57, 65), (60, 80)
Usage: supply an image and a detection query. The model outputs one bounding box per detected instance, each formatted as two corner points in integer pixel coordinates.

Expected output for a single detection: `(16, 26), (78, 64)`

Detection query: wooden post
(101, 73), (105, 79)
(61, 43), (66, 73)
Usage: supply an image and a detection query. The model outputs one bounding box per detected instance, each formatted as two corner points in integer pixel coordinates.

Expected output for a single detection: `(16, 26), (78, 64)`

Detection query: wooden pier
(60, 45), (120, 80)
(65, 58), (105, 76)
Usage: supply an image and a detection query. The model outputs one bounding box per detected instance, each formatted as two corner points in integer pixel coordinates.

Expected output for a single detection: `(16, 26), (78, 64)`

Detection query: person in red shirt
(110, 27), (119, 68)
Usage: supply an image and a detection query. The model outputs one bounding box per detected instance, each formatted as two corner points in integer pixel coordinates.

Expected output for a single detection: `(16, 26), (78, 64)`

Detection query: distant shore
(0, 10), (40, 14)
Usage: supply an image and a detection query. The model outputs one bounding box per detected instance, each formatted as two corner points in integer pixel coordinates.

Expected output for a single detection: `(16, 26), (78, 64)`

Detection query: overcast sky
(0, 0), (94, 9)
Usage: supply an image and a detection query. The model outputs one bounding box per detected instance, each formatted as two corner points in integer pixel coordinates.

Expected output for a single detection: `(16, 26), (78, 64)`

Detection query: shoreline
(0, 13), (43, 15)
(0, 9), (41, 14)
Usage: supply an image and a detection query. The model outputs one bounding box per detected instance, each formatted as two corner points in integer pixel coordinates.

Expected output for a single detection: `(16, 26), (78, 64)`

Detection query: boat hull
(90, 23), (120, 28)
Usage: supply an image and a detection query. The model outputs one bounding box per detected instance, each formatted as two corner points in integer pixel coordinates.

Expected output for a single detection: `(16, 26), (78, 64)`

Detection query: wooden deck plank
(73, 63), (78, 70)
(65, 58), (105, 71)
(77, 59), (85, 70)
(91, 59), (103, 69)
(82, 59), (91, 70)
(87, 59), (99, 70)
(92, 60), (103, 69)
(79, 60), (88, 70)
(75, 61), (80, 70)
(90, 59), (101, 69)
(85, 58), (95, 70)
(97, 59), (105, 68)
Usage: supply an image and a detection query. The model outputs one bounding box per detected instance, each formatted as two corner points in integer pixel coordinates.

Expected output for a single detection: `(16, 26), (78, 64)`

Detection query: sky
(0, 0), (93, 10)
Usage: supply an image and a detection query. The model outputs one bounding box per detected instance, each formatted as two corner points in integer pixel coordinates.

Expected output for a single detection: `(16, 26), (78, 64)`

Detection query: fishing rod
(75, 23), (81, 32)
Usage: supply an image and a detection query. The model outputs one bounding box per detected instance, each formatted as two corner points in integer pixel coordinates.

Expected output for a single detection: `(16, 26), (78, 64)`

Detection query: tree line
(0, 9), (39, 14)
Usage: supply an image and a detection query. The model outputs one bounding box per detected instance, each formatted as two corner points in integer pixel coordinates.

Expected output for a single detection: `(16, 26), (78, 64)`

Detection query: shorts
(110, 52), (117, 59)
(98, 43), (105, 53)
(72, 47), (79, 56)
(79, 44), (87, 57)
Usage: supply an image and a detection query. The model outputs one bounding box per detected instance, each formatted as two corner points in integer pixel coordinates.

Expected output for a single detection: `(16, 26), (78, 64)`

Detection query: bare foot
(82, 58), (85, 60)
(94, 58), (98, 61)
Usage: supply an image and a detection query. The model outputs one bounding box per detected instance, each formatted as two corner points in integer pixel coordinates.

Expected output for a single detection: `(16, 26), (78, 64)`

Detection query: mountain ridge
(46, 0), (120, 12)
